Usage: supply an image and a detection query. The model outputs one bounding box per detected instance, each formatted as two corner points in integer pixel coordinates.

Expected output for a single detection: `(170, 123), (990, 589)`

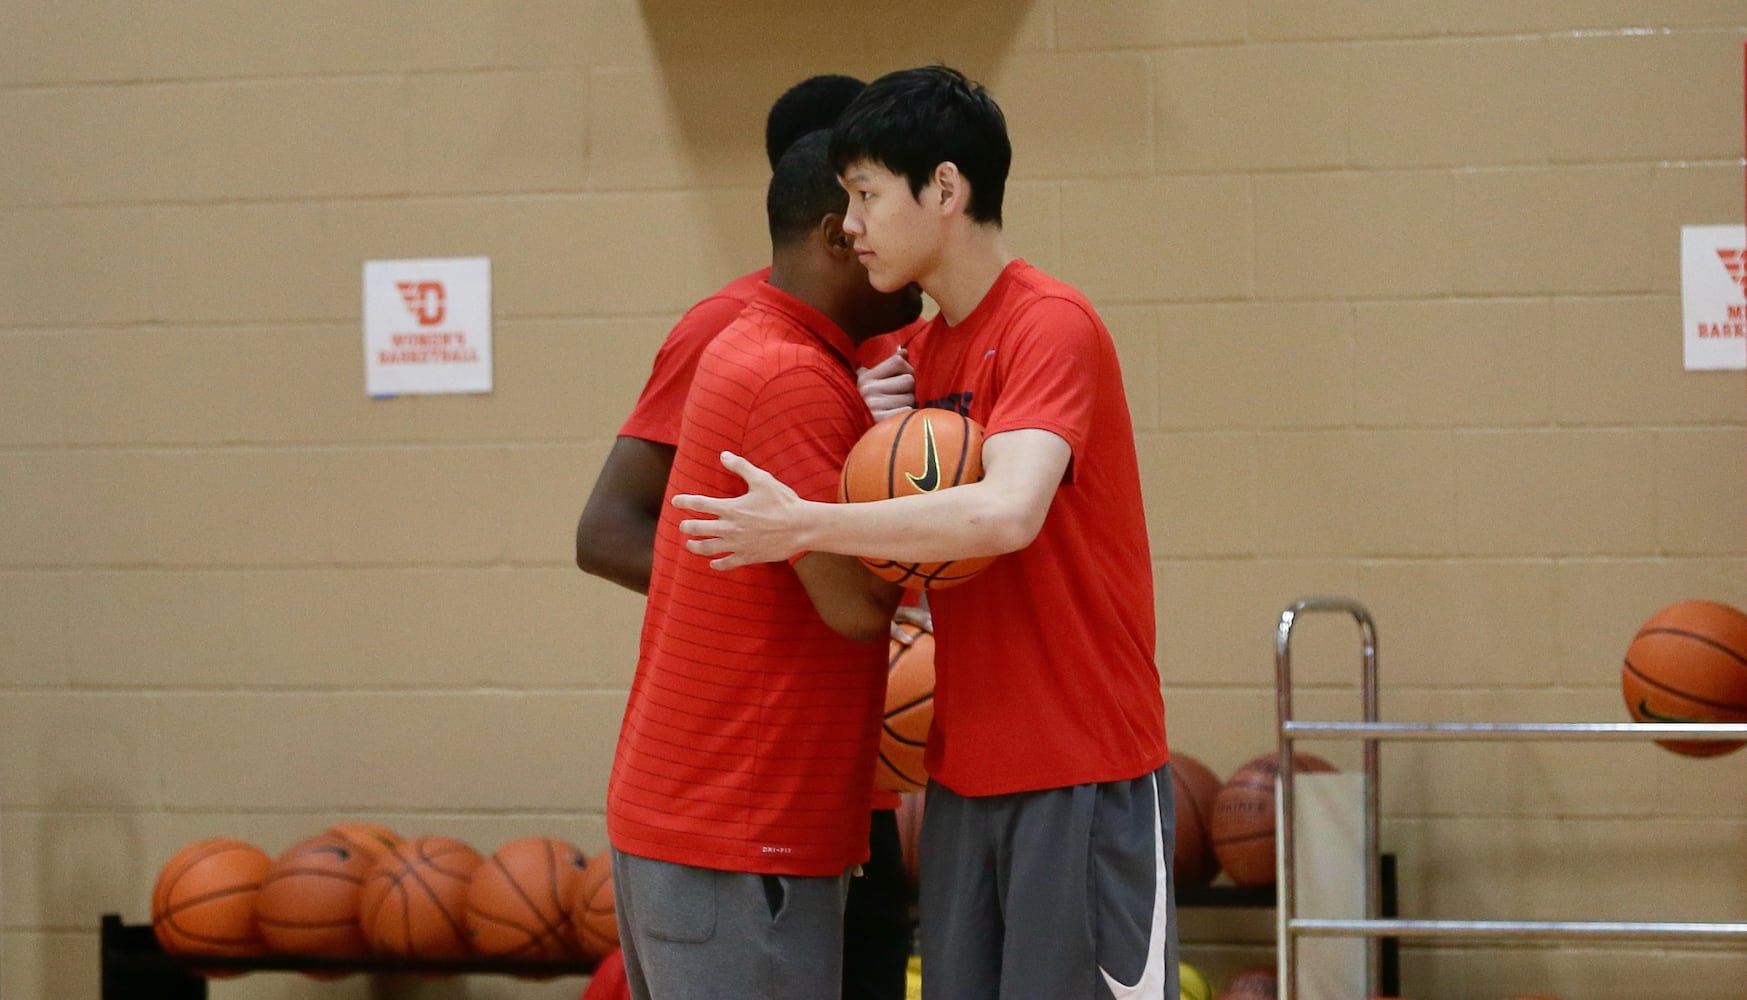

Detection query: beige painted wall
(3, 2), (1745, 998)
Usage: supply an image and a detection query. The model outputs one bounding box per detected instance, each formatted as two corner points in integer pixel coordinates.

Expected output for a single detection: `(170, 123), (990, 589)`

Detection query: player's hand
(672, 452), (809, 570)
(857, 349), (915, 422)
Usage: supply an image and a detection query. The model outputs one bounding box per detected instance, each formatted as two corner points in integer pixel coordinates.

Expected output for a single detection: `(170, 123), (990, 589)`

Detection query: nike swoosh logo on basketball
(1636, 699), (1698, 724)
(905, 418), (942, 492)
(1099, 772), (1171, 1000)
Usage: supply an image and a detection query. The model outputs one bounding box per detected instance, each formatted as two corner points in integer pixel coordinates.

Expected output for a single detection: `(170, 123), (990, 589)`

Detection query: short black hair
(765, 74), (866, 170)
(767, 130), (848, 247)
(829, 65), (1011, 225)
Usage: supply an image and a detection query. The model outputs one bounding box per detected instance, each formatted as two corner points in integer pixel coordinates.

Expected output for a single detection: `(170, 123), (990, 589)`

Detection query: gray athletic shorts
(612, 847), (854, 1000)
(919, 763), (1179, 1000)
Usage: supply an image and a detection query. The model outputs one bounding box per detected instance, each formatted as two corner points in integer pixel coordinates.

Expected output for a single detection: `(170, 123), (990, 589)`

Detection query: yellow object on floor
(1179, 960), (1213, 1000)
(902, 954), (1208, 999)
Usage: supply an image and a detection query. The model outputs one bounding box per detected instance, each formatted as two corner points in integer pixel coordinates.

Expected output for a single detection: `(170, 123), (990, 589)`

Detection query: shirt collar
(749, 282), (858, 372)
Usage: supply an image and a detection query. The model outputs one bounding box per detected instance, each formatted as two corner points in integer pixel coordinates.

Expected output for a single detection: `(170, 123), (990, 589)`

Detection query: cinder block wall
(2, 3), (1744, 997)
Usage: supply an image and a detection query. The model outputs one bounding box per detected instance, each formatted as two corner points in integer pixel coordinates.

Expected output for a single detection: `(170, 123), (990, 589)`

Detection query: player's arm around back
(574, 436), (676, 594)
(793, 554), (904, 644)
(677, 428), (1071, 570)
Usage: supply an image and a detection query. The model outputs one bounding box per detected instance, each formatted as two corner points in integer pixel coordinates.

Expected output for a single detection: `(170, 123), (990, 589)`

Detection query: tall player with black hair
(673, 66), (1177, 1000)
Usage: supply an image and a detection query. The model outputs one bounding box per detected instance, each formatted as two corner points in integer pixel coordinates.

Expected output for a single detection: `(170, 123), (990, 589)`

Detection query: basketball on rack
(151, 837), (272, 959)
(1620, 599), (1747, 758)
(466, 836), (590, 962)
(256, 833), (372, 962)
(323, 821), (403, 864)
(1209, 752), (1336, 888)
(877, 619), (935, 791)
(838, 407), (996, 590)
(569, 849), (619, 961)
(358, 835), (482, 958)
(1169, 752), (1224, 890)
(1216, 964), (1278, 999)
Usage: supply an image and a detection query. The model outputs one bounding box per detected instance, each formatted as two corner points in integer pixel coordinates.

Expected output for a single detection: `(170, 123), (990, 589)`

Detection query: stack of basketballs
(150, 823), (619, 968)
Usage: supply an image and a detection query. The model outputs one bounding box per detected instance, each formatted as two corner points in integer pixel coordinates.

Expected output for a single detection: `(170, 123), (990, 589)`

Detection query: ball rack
(1273, 595), (1747, 999)
(99, 914), (597, 1000)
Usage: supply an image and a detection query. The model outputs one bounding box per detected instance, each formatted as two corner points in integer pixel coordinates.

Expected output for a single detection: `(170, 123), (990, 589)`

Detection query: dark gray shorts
(612, 848), (853, 1000)
(918, 764), (1179, 1000)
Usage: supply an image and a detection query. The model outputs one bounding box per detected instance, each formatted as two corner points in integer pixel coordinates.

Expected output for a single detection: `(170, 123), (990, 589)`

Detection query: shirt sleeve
(618, 295), (750, 445)
(742, 362), (872, 505)
(981, 297), (1104, 464)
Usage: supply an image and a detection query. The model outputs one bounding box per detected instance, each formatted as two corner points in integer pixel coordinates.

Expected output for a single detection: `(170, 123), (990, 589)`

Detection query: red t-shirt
(614, 268), (907, 811)
(618, 268), (770, 446)
(607, 284), (888, 875)
(910, 260), (1168, 796)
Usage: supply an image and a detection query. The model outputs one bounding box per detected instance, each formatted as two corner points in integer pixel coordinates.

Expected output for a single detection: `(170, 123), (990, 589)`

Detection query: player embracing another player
(674, 65), (1178, 1000)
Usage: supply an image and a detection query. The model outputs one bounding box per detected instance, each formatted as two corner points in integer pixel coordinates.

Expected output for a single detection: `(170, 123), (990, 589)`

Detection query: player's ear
(820, 213), (854, 257)
(932, 162), (962, 214)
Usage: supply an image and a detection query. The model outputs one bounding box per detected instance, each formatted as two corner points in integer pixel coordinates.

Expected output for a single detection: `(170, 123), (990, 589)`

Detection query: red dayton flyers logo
(1717, 249), (1747, 291)
(906, 417), (942, 492)
(396, 281), (446, 326)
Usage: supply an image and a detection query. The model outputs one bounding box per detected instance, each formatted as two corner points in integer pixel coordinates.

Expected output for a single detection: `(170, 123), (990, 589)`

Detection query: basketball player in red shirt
(576, 79), (919, 1000)
(597, 128), (922, 999)
(672, 67), (1177, 1000)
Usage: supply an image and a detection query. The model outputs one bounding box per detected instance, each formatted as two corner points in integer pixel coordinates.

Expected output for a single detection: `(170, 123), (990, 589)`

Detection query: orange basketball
(151, 837), (272, 958)
(1621, 599), (1747, 757)
(1218, 965), (1279, 1000)
(323, 822), (402, 864)
(569, 850), (619, 961)
(1210, 752), (1337, 888)
(1169, 752), (1224, 890)
(839, 408), (996, 590)
(358, 835), (482, 958)
(877, 620), (935, 791)
(465, 836), (589, 961)
(895, 790), (924, 887)
(257, 833), (372, 960)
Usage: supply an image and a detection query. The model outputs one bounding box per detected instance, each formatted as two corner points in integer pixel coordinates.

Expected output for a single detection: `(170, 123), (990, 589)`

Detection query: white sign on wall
(363, 257), (493, 396)
(1679, 225), (1747, 371)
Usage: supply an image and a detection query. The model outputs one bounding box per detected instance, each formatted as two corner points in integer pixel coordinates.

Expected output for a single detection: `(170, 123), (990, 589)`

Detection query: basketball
(895, 790), (924, 887)
(256, 833), (372, 960)
(1170, 752), (1224, 890)
(1217, 965), (1278, 1000)
(1620, 599), (1747, 757)
(151, 837), (272, 958)
(323, 821), (403, 864)
(838, 407), (996, 589)
(569, 849), (619, 961)
(466, 836), (589, 961)
(1179, 960), (1213, 1000)
(1210, 752), (1337, 888)
(358, 835), (482, 958)
(878, 620), (935, 791)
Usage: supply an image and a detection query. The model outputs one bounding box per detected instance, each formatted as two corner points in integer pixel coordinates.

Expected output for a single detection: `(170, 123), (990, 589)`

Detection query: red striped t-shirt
(606, 283), (887, 876)
(618, 268), (770, 446)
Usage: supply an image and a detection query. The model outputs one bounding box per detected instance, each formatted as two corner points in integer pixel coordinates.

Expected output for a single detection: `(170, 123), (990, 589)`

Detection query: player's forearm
(574, 529), (654, 594)
(802, 479), (1044, 563)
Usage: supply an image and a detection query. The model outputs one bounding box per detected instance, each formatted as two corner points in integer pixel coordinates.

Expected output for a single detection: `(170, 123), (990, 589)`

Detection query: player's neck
(926, 226), (1013, 327)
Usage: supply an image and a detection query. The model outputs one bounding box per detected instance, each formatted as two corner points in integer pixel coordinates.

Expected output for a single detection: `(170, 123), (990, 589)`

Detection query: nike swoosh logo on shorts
(905, 417), (942, 492)
(1099, 772), (1170, 1000)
